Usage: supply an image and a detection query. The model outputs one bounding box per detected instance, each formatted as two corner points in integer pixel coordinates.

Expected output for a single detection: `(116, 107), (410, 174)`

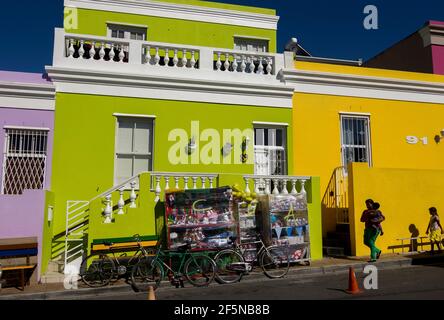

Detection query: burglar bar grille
(340, 116), (371, 169)
(1, 128), (48, 195)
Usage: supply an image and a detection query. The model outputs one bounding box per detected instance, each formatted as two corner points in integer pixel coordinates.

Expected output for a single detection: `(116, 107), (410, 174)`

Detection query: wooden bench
(390, 236), (431, 254)
(91, 235), (159, 253)
(0, 239), (38, 291)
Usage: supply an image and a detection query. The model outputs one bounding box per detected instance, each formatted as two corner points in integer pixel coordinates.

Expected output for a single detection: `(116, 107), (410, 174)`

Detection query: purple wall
(0, 108), (54, 189)
(0, 190), (46, 279)
(0, 72), (54, 281)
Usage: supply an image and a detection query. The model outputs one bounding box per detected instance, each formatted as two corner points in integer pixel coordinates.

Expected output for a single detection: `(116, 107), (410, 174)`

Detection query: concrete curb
(1, 254), (441, 300)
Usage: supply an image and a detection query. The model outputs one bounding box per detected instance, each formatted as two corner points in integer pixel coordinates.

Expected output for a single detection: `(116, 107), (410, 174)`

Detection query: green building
(41, 0), (322, 279)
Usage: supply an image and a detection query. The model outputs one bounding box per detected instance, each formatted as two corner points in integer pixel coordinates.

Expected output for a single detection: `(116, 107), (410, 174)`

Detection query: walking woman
(426, 207), (443, 254)
(361, 199), (385, 262)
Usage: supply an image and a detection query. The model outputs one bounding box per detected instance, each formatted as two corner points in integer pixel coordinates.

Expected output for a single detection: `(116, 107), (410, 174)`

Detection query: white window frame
(113, 116), (155, 186)
(339, 113), (372, 171)
(253, 124), (288, 176)
(1, 127), (49, 195)
(107, 23), (148, 41)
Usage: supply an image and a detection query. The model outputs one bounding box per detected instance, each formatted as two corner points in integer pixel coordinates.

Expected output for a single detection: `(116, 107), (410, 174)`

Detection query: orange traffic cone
(345, 267), (362, 294)
(148, 286), (156, 300)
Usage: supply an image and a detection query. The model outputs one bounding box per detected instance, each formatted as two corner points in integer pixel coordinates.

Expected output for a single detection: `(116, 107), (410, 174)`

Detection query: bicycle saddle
(229, 236), (238, 243)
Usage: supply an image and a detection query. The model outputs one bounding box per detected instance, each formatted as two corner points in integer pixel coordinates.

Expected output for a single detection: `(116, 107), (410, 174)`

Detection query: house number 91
(406, 136), (428, 145)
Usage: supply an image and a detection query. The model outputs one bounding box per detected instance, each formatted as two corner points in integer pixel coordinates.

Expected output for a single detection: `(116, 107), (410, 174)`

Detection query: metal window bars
(1, 129), (48, 195)
(340, 116), (370, 168)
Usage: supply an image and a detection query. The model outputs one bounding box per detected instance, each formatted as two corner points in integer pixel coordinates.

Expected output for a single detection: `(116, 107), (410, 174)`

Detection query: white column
(282, 179), (288, 194)
(199, 176), (206, 189)
(104, 194), (112, 224)
(244, 177), (251, 194)
(164, 176), (170, 191)
(272, 179), (280, 195)
(174, 176), (180, 189)
(109, 43), (115, 61)
(154, 47), (160, 65)
(130, 181), (137, 208)
(254, 178), (261, 194)
(300, 179), (307, 194)
(224, 53), (230, 71)
(67, 39), (75, 58)
(182, 49), (188, 68)
(257, 57), (264, 74)
(173, 49), (179, 67)
(78, 40), (85, 59)
(266, 57), (273, 75)
(192, 176), (198, 189)
(145, 46), (151, 64)
(208, 176), (215, 189)
(215, 52), (222, 71)
(190, 51), (196, 68)
(265, 179), (271, 195)
(248, 56), (255, 73)
(183, 176), (189, 190)
(99, 42), (106, 60)
(164, 48), (170, 66)
(240, 56), (246, 73)
(154, 176), (162, 203)
(290, 179), (297, 195)
(119, 45), (125, 63)
(117, 189), (125, 215)
(89, 42), (96, 59)
(232, 56), (238, 72)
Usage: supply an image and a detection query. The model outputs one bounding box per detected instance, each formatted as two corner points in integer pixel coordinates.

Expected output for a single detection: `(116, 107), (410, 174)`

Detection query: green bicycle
(131, 243), (216, 292)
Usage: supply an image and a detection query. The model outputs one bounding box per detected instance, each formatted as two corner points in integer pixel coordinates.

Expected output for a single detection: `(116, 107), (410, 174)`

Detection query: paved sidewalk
(1, 252), (442, 300)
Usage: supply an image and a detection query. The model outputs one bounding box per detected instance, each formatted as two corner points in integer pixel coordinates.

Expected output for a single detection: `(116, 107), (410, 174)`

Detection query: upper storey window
(107, 23), (147, 41)
(234, 37), (269, 53)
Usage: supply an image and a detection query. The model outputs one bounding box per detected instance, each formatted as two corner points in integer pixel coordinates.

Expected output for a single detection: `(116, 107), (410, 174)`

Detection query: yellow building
(281, 55), (444, 257)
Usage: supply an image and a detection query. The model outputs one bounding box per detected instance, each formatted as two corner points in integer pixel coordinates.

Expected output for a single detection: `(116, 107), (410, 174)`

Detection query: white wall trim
(0, 81), (55, 111)
(65, 0), (279, 30)
(339, 111), (372, 116)
(282, 68), (444, 104)
(113, 113), (156, 118)
(46, 66), (293, 108)
(3, 125), (51, 131)
(253, 121), (289, 127)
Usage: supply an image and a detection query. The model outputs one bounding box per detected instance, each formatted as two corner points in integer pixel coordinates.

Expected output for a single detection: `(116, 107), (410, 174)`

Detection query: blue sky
(1, 0), (444, 73)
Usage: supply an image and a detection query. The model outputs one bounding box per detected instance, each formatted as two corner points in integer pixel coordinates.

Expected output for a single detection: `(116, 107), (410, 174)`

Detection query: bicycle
(79, 234), (153, 288)
(130, 242), (216, 292)
(214, 234), (290, 284)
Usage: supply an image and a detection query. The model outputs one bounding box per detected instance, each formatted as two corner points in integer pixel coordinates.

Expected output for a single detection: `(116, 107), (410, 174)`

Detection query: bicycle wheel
(260, 246), (290, 279)
(131, 257), (163, 292)
(79, 254), (115, 288)
(214, 249), (244, 284)
(184, 255), (216, 287)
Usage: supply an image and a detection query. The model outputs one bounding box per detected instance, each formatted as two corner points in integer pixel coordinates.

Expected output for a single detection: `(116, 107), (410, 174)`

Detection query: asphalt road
(64, 262), (444, 300)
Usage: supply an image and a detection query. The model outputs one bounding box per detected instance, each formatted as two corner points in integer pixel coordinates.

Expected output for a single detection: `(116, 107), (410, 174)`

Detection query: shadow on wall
(409, 224), (420, 252)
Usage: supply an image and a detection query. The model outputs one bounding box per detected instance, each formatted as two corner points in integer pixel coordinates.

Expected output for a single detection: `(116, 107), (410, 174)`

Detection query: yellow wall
(292, 61), (444, 238)
(348, 163), (444, 257)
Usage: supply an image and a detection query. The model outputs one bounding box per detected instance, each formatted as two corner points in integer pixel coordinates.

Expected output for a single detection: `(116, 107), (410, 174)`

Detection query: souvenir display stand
(258, 193), (311, 264)
(165, 187), (238, 251)
(235, 201), (258, 262)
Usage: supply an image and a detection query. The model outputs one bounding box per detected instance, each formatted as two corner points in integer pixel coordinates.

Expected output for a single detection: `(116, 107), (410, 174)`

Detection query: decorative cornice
(282, 68), (444, 104)
(0, 81), (55, 110)
(46, 66), (293, 108)
(65, 0), (279, 30)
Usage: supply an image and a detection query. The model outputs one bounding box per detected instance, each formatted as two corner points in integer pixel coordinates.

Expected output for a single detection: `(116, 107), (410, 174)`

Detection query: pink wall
(432, 45), (444, 76)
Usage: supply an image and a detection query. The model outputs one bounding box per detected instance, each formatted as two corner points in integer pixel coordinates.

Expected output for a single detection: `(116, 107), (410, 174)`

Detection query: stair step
(47, 260), (65, 273)
(336, 224), (350, 233)
(323, 238), (347, 248)
(323, 246), (346, 257)
(40, 272), (66, 284)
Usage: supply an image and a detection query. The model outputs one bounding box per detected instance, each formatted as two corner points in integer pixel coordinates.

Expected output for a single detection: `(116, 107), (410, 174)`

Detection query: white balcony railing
(243, 175), (310, 195)
(55, 29), (283, 78)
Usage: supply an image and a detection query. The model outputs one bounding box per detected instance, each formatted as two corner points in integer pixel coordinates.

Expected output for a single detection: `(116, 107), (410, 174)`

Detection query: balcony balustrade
(54, 29), (283, 78)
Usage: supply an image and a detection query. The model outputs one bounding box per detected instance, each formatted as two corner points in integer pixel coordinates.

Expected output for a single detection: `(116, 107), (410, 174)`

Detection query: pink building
(366, 21), (444, 75)
(0, 71), (55, 280)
